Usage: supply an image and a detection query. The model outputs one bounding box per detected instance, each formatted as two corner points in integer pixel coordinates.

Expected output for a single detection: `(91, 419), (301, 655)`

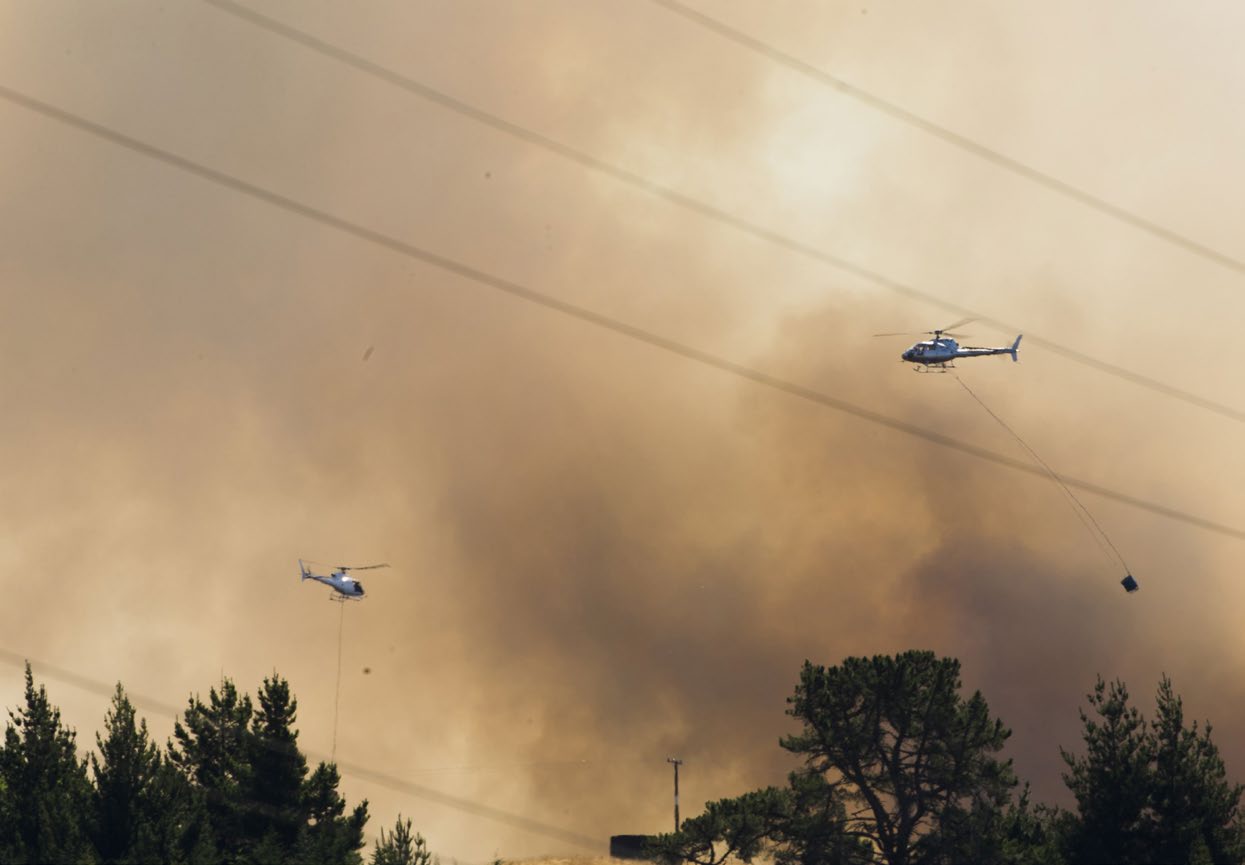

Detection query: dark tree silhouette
(648, 787), (796, 865)
(169, 677), (255, 859)
(772, 771), (873, 865)
(92, 683), (202, 863)
(0, 664), (94, 864)
(372, 815), (433, 865)
(0, 666), (383, 864)
(1061, 675), (1245, 864)
(244, 674), (308, 850)
(1060, 677), (1151, 863)
(782, 651), (1015, 865)
(653, 652), (1031, 865)
(297, 760), (369, 864)
(1147, 675), (1245, 862)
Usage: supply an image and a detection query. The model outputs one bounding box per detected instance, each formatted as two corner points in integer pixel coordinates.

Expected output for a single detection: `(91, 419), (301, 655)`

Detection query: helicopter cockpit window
(354, 581), (365, 593)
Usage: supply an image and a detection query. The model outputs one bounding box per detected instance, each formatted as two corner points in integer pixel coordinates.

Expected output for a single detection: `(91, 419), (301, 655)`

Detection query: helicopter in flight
(298, 559), (389, 601)
(875, 319), (1022, 370)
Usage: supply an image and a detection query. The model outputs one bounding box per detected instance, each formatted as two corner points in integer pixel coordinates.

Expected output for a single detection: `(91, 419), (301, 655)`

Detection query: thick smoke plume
(3, 2), (1245, 859)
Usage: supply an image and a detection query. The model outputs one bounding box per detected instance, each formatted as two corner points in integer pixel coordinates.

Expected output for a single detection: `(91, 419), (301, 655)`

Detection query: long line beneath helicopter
(953, 375), (1138, 592)
(332, 600), (345, 762)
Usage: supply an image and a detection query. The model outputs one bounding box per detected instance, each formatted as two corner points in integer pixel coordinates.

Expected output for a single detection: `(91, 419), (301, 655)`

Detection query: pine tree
(0, 775), (10, 861)
(782, 652), (1015, 865)
(92, 683), (212, 864)
(372, 816), (432, 865)
(1146, 676), (1245, 863)
(1060, 677), (1152, 864)
(243, 674), (308, 854)
(772, 772), (872, 865)
(168, 677), (254, 860)
(992, 787), (1068, 865)
(297, 761), (369, 865)
(647, 787), (793, 865)
(142, 758), (218, 865)
(0, 663), (94, 864)
(655, 654), (1041, 865)
(238, 830), (287, 865)
(91, 683), (162, 863)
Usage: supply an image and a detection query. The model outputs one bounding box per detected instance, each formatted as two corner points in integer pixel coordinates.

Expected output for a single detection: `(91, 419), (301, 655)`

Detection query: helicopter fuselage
(305, 572), (365, 599)
(903, 338), (959, 364)
(297, 559), (386, 600)
(902, 335), (1021, 366)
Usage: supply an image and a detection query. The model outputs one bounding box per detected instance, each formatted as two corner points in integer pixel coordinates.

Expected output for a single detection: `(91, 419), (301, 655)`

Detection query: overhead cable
(0, 647), (601, 851)
(1, 83), (1240, 541)
(200, 0), (1245, 426)
(651, 0), (1245, 281)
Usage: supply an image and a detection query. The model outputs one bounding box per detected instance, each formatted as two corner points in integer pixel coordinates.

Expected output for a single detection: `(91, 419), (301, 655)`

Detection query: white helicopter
(875, 319), (1022, 371)
(298, 559), (389, 601)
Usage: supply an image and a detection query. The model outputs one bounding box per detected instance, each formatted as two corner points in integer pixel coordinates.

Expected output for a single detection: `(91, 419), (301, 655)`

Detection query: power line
(1, 82), (1241, 543)
(332, 759), (600, 850)
(650, 0), (1245, 281)
(400, 758), (644, 777)
(0, 647), (601, 851)
(200, 0), (1245, 425)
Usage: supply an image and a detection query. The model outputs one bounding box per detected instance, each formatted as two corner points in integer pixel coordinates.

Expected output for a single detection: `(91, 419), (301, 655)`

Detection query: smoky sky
(3, 1), (1245, 860)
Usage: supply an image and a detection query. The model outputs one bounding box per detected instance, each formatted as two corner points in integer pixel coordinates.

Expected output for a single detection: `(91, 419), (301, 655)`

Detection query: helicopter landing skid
(912, 362), (954, 373)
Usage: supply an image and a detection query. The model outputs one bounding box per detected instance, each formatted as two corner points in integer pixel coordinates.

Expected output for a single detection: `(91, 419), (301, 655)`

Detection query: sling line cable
(202, 0), (1245, 427)
(954, 375), (1137, 592)
(332, 598), (345, 764)
(1, 82), (1242, 546)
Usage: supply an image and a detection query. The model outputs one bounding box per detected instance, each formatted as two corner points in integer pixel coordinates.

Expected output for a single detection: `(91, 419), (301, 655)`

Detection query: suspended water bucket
(1121, 574), (1139, 593)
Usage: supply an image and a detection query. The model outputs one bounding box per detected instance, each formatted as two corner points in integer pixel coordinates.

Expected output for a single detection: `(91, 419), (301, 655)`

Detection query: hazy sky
(3, 1), (1245, 859)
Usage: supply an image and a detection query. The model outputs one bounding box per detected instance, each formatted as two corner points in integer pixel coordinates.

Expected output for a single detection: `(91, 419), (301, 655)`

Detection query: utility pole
(667, 757), (683, 831)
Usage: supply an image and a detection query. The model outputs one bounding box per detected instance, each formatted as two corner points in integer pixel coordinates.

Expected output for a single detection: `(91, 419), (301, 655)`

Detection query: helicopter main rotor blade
(876, 319), (975, 338)
(336, 563), (390, 571)
(940, 317), (976, 333)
